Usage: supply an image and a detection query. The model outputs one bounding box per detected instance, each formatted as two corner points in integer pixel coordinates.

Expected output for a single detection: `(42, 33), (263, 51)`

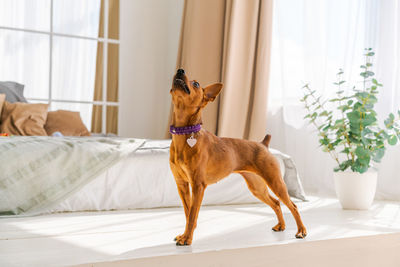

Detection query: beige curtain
(170, 0), (273, 141)
(92, 0), (119, 134)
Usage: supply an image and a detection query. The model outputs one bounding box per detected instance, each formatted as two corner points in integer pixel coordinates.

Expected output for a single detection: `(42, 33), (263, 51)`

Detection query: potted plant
(301, 49), (400, 210)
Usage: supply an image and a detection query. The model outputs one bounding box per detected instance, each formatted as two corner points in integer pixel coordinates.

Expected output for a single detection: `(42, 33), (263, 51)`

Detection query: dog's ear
(203, 83), (223, 102)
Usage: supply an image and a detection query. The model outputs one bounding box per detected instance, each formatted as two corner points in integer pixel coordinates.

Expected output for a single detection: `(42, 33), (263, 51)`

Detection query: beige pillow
(44, 110), (91, 136)
(0, 94), (5, 121)
(0, 101), (48, 136)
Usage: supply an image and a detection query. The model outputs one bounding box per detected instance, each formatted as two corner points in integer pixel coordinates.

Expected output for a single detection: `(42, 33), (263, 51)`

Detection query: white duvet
(50, 140), (306, 213)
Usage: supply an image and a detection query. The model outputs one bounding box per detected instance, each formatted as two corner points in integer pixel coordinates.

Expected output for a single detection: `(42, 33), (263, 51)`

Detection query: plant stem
(303, 88), (340, 165)
(336, 72), (352, 162)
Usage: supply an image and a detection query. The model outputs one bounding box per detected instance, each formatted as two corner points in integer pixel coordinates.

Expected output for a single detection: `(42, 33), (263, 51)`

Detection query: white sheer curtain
(268, 0), (400, 200)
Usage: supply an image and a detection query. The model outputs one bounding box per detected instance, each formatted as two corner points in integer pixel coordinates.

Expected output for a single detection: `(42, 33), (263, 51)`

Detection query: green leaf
(322, 124), (331, 131)
(367, 94), (378, 103)
(311, 112), (318, 119)
(340, 147), (350, 154)
(334, 160), (352, 172)
(372, 148), (385, 163)
(338, 105), (350, 112)
(347, 111), (361, 124)
(301, 95), (310, 101)
(388, 135), (398, 145)
(372, 79), (378, 85)
(355, 146), (369, 158)
(363, 114), (377, 126)
(352, 159), (369, 173)
(366, 71), (375, 77)
(355, 92), (369, 99)
(319, 111), (329, 117)
(384, 116), (393, 128)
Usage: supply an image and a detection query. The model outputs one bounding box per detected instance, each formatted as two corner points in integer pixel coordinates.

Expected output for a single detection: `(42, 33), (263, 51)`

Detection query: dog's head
(170, 69), (223, 111)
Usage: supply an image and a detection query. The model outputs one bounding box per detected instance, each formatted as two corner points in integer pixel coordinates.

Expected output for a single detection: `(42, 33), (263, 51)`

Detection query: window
(0, 0), (119, 133)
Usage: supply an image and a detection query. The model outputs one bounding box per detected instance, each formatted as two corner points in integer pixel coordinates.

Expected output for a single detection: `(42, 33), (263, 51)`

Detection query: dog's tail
(261, 134), (271, 148)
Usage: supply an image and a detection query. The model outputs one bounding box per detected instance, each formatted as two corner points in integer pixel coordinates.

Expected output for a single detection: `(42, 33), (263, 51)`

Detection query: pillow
(44, 110), (91, 136)
(0, 94), (5, 119)
(0, 82), (27, 103)
(0, 102), (48, 136)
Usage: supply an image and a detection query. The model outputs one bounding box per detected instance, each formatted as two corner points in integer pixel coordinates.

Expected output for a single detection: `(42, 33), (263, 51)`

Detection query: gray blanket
(0, 137), (144, 216)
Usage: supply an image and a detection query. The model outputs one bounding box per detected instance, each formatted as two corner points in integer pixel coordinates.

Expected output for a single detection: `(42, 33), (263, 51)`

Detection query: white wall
(119, 0), (183, 138)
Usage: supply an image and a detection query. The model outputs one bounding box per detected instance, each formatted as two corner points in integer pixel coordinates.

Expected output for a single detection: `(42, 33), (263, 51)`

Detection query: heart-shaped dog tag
(187, 135), (197, 147)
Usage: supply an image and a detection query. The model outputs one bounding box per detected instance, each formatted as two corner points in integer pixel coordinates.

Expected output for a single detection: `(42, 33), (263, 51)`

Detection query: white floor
(1, 197), (400, 267)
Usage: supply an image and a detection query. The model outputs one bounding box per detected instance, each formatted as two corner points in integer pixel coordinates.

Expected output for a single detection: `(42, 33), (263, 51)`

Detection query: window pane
(50, 102), (93, 131)
(0, 0), (50, 31)
(52, 36), (97, 101)
(0, 29), (49, 99)
(53, 0), (101, 38)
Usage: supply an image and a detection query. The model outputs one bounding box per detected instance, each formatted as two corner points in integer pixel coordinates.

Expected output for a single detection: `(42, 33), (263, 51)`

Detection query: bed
(0, 137), (306, 216)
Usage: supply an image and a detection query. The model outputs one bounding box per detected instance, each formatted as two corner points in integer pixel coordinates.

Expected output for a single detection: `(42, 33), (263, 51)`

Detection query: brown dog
(169, 69), (307, 246)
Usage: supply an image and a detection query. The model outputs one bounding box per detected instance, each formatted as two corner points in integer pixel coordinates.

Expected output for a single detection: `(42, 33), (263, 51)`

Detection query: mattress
(49, 139), (296, 213)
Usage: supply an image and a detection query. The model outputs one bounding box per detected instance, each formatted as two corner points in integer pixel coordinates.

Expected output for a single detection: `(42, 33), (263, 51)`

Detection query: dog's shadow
(117, 242), (192, 260)
(116, 220), (290, 262)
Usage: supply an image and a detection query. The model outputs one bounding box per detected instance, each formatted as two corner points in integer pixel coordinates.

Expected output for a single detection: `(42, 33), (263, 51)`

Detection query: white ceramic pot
(333, 171), (377, 210)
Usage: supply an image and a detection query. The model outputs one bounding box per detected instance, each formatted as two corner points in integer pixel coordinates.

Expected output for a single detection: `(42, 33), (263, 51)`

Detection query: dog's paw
(174, 234), (183, 241)
(175, 235), (192, 246)
(272, 223), (286, 232)
(295, 227), (307, 239)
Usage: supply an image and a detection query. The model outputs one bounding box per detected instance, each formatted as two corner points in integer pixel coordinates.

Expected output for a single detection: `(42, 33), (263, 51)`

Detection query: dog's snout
(177, 69), (185, 75)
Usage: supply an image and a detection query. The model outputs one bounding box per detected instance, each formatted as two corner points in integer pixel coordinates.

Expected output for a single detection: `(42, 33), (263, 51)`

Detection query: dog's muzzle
(173, 78), (190, 94)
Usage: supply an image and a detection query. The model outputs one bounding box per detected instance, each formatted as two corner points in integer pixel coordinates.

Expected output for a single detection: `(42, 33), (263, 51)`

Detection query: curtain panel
(169, 0), (274, 141)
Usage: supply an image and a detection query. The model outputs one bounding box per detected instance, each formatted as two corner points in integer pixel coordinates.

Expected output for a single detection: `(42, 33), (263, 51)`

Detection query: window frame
(0, 0), (119, 133)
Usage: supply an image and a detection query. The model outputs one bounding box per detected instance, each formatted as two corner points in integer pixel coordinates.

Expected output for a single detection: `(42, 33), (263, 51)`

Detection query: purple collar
(170, 124), (201, 135)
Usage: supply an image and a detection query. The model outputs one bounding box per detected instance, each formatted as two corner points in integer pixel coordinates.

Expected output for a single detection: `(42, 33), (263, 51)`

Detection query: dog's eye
(193, 81), (199, 88)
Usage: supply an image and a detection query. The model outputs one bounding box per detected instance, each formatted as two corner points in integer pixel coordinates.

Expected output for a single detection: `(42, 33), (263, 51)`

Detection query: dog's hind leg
(240, 171), (286, 232)
(255, 163), (307, 238)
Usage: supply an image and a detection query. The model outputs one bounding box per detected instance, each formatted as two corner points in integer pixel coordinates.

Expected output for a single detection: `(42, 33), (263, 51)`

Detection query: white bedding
(49, 140), (304, 213)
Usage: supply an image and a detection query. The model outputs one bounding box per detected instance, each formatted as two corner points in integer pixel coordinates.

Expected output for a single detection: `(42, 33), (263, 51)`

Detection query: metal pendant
(186, 134), (197, 147)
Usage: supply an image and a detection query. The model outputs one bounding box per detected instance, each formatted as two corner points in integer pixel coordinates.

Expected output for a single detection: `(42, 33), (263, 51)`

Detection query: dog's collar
(169, 124), (201, 135)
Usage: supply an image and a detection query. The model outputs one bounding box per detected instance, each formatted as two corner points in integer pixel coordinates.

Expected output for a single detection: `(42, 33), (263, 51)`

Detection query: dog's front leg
(170, 162), (191, 217)
(173, 181), (191, 242)
(176, 183), (206, 246)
